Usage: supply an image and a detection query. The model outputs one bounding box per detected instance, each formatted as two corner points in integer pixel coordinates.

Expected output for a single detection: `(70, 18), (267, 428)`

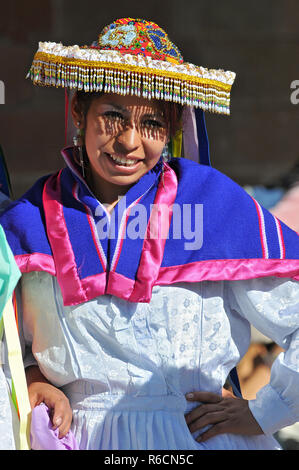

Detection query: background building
(0, 0), (299, 198)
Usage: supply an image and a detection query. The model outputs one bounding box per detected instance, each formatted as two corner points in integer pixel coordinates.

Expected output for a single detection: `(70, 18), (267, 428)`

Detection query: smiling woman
(71, 93), (171, 205)
(0, 17), (299, 451)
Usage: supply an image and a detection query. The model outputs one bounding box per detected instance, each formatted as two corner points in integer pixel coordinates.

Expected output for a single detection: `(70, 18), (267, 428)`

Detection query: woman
(1, 18), (299, 450)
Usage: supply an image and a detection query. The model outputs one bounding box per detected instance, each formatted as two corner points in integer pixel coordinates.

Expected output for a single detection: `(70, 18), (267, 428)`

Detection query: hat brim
(27, 41), (236, 115)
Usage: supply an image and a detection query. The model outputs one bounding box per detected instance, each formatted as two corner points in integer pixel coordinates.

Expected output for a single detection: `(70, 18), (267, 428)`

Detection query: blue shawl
(0, 147), (298, 306)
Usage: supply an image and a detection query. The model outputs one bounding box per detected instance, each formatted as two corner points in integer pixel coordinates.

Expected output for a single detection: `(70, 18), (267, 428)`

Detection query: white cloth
(0, 367), (16, 450)
(19, 272), (299, 450)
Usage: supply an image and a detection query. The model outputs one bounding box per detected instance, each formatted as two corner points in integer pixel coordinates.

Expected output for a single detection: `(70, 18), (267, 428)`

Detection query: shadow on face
(72, 90), (183, 142)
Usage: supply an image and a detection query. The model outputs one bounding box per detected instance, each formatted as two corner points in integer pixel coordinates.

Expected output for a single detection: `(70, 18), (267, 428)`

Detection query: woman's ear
(71, 92), (84, 128)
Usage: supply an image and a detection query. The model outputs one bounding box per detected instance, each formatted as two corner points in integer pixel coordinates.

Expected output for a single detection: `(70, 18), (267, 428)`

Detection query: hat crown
(97, 18), (184, 64)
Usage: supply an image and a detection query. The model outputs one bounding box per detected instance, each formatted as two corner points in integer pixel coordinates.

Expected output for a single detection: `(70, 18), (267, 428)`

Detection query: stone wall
(0, 0), (299, 197)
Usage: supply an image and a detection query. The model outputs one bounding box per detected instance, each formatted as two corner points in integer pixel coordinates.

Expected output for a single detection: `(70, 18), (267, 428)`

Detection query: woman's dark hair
(74, 90), (183, 138)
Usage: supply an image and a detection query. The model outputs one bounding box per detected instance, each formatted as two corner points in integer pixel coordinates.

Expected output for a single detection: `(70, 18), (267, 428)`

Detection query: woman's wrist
(25, 365), (50, 387)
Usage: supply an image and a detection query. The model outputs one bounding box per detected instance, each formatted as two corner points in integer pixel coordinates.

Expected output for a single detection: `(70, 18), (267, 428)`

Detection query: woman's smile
(104, 152), (143, 169)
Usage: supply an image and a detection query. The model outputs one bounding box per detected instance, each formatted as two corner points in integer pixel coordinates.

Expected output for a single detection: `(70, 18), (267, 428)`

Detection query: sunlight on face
(82, 93), (169, 201)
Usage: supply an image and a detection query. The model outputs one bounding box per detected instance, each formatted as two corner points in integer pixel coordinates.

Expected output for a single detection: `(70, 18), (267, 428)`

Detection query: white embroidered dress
(18, 272), (299, 450)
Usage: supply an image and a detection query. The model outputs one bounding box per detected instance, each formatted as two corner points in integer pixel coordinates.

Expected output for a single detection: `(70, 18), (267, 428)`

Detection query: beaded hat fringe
(27, 19), (236, 115)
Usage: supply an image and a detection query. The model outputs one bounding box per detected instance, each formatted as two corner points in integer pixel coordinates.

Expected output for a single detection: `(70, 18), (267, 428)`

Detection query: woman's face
(73, 93), (169, 201)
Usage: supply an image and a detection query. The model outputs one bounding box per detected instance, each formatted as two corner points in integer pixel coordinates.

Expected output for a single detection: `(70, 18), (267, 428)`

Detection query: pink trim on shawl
(156, 258), (299, 285)
(129, 163), (178, 302)
(75, 272), (107, 306)
(43, 172), (89, 305)
(106, 271), (135, 300)
(15, 253), (56, 275)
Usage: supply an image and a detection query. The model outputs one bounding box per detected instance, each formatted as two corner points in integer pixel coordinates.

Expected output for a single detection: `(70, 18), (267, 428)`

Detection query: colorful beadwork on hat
(26, 17), (236, 115)
(97, 18), (184, 65)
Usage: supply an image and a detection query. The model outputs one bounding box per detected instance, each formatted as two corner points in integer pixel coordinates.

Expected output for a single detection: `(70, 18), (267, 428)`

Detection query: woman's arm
(14, 273), (73, 439)
(26, 365), (72, 438)
(185, 277), (299, 441)
(229, 277), (299, 435)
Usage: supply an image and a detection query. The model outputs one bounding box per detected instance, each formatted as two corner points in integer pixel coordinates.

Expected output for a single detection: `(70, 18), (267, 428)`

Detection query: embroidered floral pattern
(99, 23), (137, 49)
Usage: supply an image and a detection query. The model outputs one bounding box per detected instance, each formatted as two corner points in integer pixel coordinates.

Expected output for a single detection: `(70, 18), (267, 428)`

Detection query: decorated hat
(27, 17), (236, 116)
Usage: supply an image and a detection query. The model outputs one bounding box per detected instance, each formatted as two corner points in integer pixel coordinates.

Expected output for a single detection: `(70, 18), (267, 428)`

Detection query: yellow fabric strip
(172, 129), (183, 158)
(3, 296), (31, 450)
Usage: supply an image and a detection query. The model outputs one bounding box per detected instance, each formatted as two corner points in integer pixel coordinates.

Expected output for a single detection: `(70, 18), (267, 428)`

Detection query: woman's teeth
(108, 154), (137, 167)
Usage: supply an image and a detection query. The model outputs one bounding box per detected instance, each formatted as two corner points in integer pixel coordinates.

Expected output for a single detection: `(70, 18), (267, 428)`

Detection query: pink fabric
(43, 172), (89, 305)
(106, 271), (135, 299)
(156, 258), (299, 284)
(79, 272), (107, 304)
(30, 403), (79, 450)
(129, 163), (178, 302)
(15, 253), (56, 275)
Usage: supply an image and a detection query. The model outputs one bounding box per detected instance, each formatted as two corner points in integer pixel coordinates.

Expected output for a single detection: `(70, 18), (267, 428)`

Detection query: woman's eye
(103, 111), (124, 120)
(143, 119), (164, 128)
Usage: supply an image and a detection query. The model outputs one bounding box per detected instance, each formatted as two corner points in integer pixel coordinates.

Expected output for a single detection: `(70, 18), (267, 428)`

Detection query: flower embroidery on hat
(100, 23), (137, 48)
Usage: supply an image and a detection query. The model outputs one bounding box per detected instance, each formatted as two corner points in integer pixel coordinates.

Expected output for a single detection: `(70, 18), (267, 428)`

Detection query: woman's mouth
(105, 153), (142, 168)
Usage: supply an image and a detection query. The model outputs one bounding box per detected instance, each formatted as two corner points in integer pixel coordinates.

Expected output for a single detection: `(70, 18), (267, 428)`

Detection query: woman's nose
(116, 125), (141, 153)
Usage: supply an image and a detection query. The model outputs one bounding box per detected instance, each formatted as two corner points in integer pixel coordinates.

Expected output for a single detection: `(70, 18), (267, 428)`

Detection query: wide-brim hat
(27, 17), (236, 116)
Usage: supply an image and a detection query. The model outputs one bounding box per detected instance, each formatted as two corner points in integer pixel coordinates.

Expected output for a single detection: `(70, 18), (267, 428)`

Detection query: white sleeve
(228, 277), (299, 435)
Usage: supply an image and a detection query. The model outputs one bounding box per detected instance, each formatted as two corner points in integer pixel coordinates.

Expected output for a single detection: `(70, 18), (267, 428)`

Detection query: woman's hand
(26, 366), (72, 438)
(185, 391), (263, 443)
